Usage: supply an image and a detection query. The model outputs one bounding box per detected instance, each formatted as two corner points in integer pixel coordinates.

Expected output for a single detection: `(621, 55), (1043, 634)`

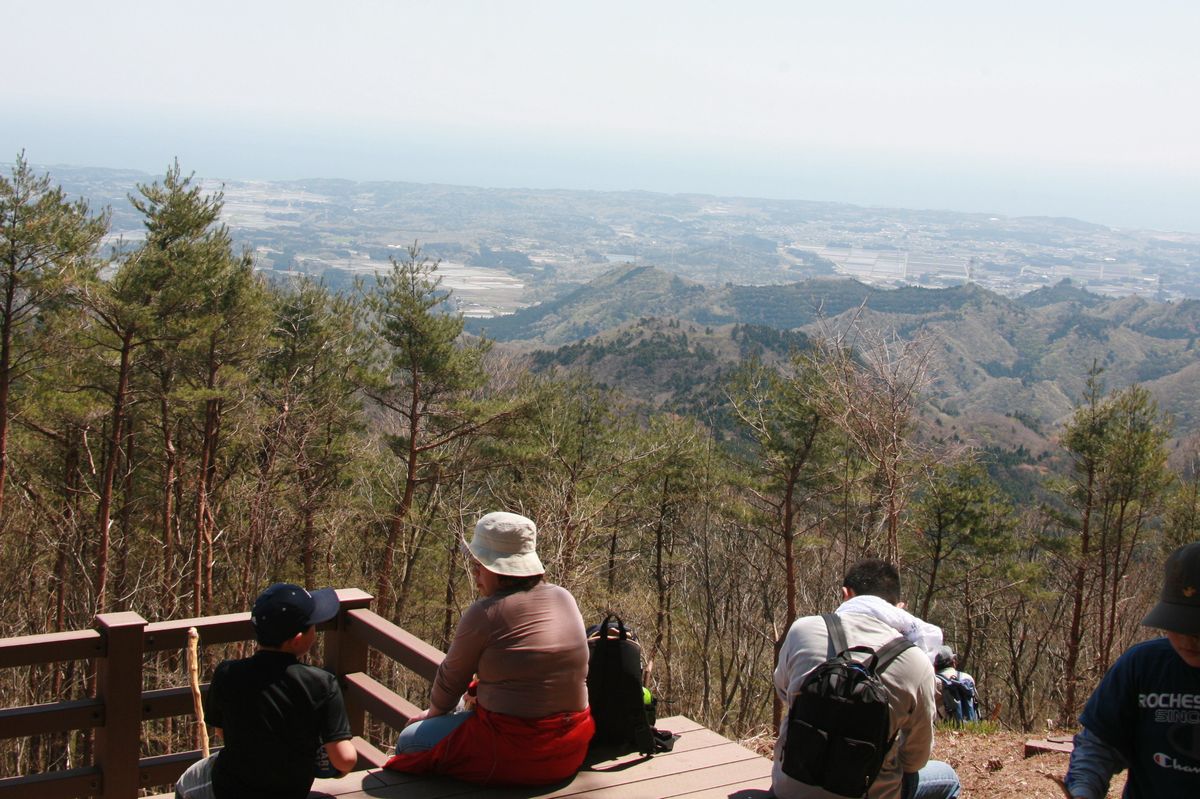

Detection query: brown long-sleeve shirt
(431, 582), (589, 718)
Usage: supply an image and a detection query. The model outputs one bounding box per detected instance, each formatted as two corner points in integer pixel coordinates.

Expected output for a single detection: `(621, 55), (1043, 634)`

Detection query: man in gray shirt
(772, 559), (961, 799)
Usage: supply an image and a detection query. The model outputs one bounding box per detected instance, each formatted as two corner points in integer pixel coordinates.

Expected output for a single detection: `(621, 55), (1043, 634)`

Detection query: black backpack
(781, 612), (914, 798)
(585, 615), (673, 756)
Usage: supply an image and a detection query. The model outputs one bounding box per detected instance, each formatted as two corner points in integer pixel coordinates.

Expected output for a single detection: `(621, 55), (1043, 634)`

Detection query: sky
(5, 1), (1200, 232)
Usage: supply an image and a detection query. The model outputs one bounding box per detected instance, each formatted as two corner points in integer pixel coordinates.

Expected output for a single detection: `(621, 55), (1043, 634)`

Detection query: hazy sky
(5, 1), (1200, 231)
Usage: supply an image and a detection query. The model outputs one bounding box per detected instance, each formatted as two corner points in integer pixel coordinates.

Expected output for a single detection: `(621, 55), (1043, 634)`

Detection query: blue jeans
(395, 710), (473, 753)
(174, 754), (216, 799)
(905, 759), (961, 799)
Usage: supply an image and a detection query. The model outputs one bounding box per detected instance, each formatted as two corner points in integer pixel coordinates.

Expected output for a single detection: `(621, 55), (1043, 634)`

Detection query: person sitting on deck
(175, 583), (357, 799)
(385, 511), (594, 786)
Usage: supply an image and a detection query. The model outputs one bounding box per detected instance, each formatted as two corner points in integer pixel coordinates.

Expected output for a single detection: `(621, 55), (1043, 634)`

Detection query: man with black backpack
(772, 559), (961, 799)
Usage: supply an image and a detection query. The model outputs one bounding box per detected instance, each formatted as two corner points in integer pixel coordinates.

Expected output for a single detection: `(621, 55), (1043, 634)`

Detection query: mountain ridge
(483, 267), (1200, 452)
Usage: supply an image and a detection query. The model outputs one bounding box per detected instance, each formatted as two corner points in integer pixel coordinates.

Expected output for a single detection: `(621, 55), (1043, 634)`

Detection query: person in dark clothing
(174, 583), (357, 799)
(1065, 542), (1200, 798)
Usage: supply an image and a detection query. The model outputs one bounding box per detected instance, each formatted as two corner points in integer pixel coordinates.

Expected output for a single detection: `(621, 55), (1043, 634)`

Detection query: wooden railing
(0, 588), (443, 799)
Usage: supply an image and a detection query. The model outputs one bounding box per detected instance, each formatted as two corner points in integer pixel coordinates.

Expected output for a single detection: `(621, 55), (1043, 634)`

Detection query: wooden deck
(308, 716), (772, 799)
(1, 595), (771, 799)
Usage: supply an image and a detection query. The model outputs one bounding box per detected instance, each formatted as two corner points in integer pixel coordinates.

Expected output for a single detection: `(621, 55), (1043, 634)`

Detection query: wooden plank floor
(311, 716), (772, 799)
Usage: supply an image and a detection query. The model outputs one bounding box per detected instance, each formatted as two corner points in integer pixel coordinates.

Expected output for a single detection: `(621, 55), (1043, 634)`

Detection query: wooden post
(94, 612), (146, 799)
(323, 589), (373, 736)
(187, 628), (210, 757)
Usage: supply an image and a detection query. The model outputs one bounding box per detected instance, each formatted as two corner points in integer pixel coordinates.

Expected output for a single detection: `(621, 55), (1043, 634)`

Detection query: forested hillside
(527, 318), (810, 431)
(2, 159), (1198, 778)
(473, 264), (1200, 454)
(468, 268), (990, 345)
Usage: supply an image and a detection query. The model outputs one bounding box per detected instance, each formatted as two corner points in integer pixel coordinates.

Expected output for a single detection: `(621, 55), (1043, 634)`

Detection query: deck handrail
(0, 588), (443, 799)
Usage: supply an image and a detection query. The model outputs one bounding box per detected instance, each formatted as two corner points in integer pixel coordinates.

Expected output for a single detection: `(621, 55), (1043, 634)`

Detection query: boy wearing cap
(175, 583), (357, 799)
(1065, 542), (1200, 798)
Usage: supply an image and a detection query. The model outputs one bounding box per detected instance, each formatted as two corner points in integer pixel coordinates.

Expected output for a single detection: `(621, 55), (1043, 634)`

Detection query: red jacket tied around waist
(384, 704), (595, 786)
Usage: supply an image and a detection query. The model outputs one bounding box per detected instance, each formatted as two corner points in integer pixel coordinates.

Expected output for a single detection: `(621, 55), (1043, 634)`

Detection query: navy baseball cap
(1141, 543), (1200, 635)
(251, 583), (340, 645)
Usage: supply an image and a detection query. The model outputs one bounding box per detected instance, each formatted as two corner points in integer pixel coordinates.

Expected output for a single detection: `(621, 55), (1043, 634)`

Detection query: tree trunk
(1062, 464), (1095, 724)
(0, 280), (14, 521)
(114, 418), (136, 611)
(159, 372), (178, 619)
(653, 476), (670, 657)
(441, 532), (458, 650)
(54, 429), (82, 635)
(194, 394), (221, 617)
(607, 526), (619, 596)
(651, 476), (677, 701)
(302, 507), (317, 587)
(95, 329), (135, 613)
(773, 446), (810, 730)
(919, 520), (945, 620)
(243, 396), (288, 596)
(377, 376), (421, 620)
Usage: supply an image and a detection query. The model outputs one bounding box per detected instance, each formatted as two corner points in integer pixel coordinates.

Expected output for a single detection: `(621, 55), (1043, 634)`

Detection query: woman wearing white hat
(384, 511), (594, 786)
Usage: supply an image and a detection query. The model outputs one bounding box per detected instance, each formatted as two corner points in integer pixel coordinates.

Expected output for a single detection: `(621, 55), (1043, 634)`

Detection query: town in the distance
(39, 163), (1200, 321)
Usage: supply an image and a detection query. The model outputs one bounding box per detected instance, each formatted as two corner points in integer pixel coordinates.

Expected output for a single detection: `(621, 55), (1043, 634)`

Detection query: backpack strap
(820, 612), (849, 656)
(822, 613), (914, 672)
(597, 614), (628, 641)
(872, 636), (915, 675)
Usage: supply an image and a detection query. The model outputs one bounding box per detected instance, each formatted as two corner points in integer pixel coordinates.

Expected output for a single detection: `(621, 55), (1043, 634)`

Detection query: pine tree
(0, 153), (107, 520)
(242, 277), (363, 594)
(80, 161), (265, 614)
(1054, 368), (1172, 722)
(359, 244), (512, 619)
(728, 358), (830, 626)
(908, 456), (1014, 621)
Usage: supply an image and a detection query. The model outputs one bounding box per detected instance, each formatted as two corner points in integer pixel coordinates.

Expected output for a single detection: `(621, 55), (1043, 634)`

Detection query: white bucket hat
(465, 512), (545, 577)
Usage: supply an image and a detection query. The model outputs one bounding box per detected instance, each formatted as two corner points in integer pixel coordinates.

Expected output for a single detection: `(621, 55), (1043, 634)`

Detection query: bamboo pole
(187, 627), (210, 757)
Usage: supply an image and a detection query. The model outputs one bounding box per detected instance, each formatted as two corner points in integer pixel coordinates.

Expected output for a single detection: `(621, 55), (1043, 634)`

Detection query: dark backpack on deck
(936, 672), (978, 724)
(781, 612), (914, 798)
(586, 615), (673, 756)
